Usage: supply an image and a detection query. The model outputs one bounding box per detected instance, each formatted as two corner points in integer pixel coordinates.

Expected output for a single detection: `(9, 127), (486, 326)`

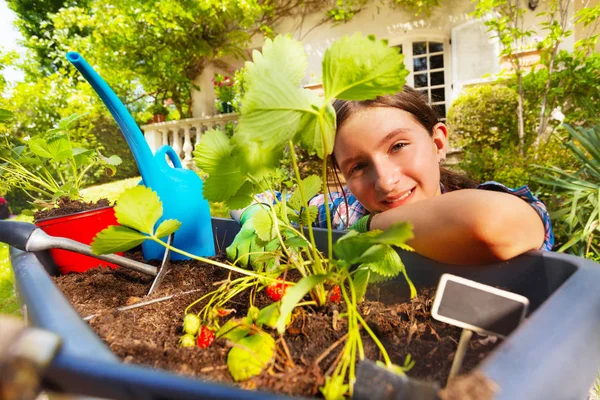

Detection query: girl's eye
(391, 142), (407, 152)
(349, 163), (366, 175)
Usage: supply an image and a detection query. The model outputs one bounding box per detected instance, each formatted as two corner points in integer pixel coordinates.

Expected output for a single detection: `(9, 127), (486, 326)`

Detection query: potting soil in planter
(34, 197), (113, 221)
(53, 254), (500, 398)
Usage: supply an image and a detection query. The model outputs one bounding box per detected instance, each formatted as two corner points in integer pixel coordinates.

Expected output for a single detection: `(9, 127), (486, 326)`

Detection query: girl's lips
(381, 188), (415, 208)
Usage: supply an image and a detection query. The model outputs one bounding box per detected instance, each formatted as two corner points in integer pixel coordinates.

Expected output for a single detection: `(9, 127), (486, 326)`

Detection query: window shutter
(450, 19), (500, 99)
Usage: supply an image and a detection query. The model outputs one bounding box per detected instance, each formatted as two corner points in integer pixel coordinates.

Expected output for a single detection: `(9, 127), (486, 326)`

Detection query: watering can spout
(67, 52), (215, 260)
(66, 52), (158, 182)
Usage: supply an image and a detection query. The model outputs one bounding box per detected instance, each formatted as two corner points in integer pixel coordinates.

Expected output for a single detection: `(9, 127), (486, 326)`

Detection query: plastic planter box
(9, 217), (600, 400)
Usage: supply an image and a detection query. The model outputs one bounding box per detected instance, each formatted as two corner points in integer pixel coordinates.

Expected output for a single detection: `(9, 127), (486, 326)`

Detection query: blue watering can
(67, 52), (215, 260)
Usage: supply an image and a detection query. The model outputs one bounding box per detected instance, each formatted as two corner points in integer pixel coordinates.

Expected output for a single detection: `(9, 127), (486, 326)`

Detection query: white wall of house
(190, 0), (592, 117)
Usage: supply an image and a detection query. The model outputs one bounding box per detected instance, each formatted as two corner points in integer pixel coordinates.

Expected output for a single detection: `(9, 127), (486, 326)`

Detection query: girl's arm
(370, 189), (545, 265)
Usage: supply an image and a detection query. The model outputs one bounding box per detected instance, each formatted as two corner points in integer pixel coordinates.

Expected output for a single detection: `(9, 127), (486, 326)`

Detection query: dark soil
(53, 255), (501, 399)
(34, 197), (113, 222)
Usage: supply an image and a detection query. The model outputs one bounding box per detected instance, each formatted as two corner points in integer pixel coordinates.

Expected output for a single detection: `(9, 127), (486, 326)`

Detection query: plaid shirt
(255, 181), (554, 251)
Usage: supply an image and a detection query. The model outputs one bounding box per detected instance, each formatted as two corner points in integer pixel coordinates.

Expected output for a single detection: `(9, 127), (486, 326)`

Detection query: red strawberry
(266, 279), (288, 302)
(196, 326), (215, 348)
(330, 285), (341, 304)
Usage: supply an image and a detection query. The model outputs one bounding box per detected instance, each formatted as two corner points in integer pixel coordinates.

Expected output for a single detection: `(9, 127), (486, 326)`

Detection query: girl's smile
(334, 106), (448, 213)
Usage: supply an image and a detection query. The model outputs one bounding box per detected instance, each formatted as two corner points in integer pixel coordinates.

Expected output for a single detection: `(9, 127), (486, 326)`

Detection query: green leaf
(193, 128), (234, 174)
(284, 235), (310, 249)
(227, 332), (275, 381)
(353, 269), (370, 302)
(202, 158), (247, 202)
(91, 225), (148, 255)
(370, 222), (414, 246)
(72, 148), (93, 165)
(0, 108), (14, 122)
(322, 33), (408, 101)
(299, 205), (319, 226)
(154, 219), (181, 239)
(216, 317), (252, 342)
(28, 137), (72, 162)
(288, 175), (322, 210)
(333, 230), (379, 264)
(114, 186), (163, 235)
(277, 274), (328, 333)
(225, 181), (255, 210)
(245, 35), (307, 91)
(234, 34), (318, 173)
(362, 245), (404, 277)
(256, 302), (290, 329)
(252, 207), (278, 243)
(297, 97), (337, 158)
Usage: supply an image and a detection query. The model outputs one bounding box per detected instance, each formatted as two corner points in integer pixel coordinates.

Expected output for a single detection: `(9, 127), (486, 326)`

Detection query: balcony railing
(140, 113), (238, 169)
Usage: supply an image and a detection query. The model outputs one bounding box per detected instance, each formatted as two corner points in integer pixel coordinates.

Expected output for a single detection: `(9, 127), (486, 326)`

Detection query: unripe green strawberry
(183, 314), (201, 335)
(179, 333), (196, 347)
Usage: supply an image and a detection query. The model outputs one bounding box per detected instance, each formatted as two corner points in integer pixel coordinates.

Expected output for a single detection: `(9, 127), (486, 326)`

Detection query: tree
(6, 0), (90, 74)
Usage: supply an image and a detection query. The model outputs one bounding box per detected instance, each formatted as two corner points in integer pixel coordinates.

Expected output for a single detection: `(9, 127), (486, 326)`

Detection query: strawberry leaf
(322, 33), (408, 101)
(288, 175), (322, 211)
(91, 225), (147, 255)
(245, 35), (306, 91)
(114, 186), (163, 235)
(216, 317), (252, 342)
(353, 269), (370, 302)
(369, 222), (414, 246)
(193, 128), (234, 174)
(277, 274), (328, 333)
(28, 137), (72, 162)
(227, 332), (275, 381)
(154, 219), (181, 239)
(256, 302), (285, 329)
(252, 207), (278, 243)
(296, 96), (337, 158)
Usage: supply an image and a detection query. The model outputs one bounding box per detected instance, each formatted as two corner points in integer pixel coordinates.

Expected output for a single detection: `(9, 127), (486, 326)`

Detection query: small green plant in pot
(0, 113), (122, 273)
(149, 103), (169, 123)
(92, 33), (417, 398)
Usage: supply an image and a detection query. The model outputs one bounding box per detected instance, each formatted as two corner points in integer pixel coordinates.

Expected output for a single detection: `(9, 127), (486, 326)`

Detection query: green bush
(447, 85), (525, 150)
(447, 84), (575, 190)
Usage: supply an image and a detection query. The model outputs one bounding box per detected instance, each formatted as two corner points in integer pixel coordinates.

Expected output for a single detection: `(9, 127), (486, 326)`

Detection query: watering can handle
(154, 146), (183, 169)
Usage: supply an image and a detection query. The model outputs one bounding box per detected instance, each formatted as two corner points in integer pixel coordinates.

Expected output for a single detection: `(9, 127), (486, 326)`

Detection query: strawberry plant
(91, 33), (418, 399)
(0, 113), (122, 210)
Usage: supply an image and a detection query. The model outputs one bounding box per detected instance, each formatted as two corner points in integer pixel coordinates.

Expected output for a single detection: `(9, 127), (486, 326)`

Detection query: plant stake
(431, 274), (529, 384)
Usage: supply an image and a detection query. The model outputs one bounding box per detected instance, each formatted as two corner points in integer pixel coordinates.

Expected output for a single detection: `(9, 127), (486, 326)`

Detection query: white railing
(140, 113), (238, 170)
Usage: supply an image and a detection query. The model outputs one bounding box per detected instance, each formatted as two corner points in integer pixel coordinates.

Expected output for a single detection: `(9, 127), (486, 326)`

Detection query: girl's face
(334, 106), (448, 213)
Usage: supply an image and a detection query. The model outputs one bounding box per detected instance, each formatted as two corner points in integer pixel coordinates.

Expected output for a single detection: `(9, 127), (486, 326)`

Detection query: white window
(390, 37), (451, 120)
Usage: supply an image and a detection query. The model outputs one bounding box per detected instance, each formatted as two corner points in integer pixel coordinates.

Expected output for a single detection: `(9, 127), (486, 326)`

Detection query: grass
(81, 176), (230, 217)
(0, 242), (20, 315)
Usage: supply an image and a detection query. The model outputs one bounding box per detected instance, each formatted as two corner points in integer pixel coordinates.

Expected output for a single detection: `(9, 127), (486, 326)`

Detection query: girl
(232, 87), (553, 266)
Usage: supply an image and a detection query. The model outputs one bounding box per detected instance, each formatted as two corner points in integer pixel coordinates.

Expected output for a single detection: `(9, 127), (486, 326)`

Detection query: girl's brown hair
(330, 86), (478, 192)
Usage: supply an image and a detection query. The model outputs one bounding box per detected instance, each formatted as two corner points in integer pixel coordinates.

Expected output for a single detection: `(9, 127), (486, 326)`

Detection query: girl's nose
(373, 160), (399, 192)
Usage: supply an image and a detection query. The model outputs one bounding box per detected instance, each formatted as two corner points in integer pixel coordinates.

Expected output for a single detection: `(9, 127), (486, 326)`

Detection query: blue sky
(0, 0), (25, 85)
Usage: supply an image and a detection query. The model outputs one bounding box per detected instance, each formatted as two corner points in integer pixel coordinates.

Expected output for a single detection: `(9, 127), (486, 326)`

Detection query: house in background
(141, 0), (598, 168)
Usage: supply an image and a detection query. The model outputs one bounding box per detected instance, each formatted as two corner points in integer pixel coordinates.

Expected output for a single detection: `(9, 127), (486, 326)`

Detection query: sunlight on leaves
(114, 186), (163, 235)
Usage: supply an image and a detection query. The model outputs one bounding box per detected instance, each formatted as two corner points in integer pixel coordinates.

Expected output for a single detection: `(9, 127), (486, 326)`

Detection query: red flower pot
(35, 206), (123, 274)
(152, 114), (166, 123)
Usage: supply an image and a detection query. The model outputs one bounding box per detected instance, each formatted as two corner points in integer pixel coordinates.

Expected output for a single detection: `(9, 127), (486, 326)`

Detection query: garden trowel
(0, 220), (157, 276)
(66, 52), (215, 261)
(353, 359), (440, 400)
